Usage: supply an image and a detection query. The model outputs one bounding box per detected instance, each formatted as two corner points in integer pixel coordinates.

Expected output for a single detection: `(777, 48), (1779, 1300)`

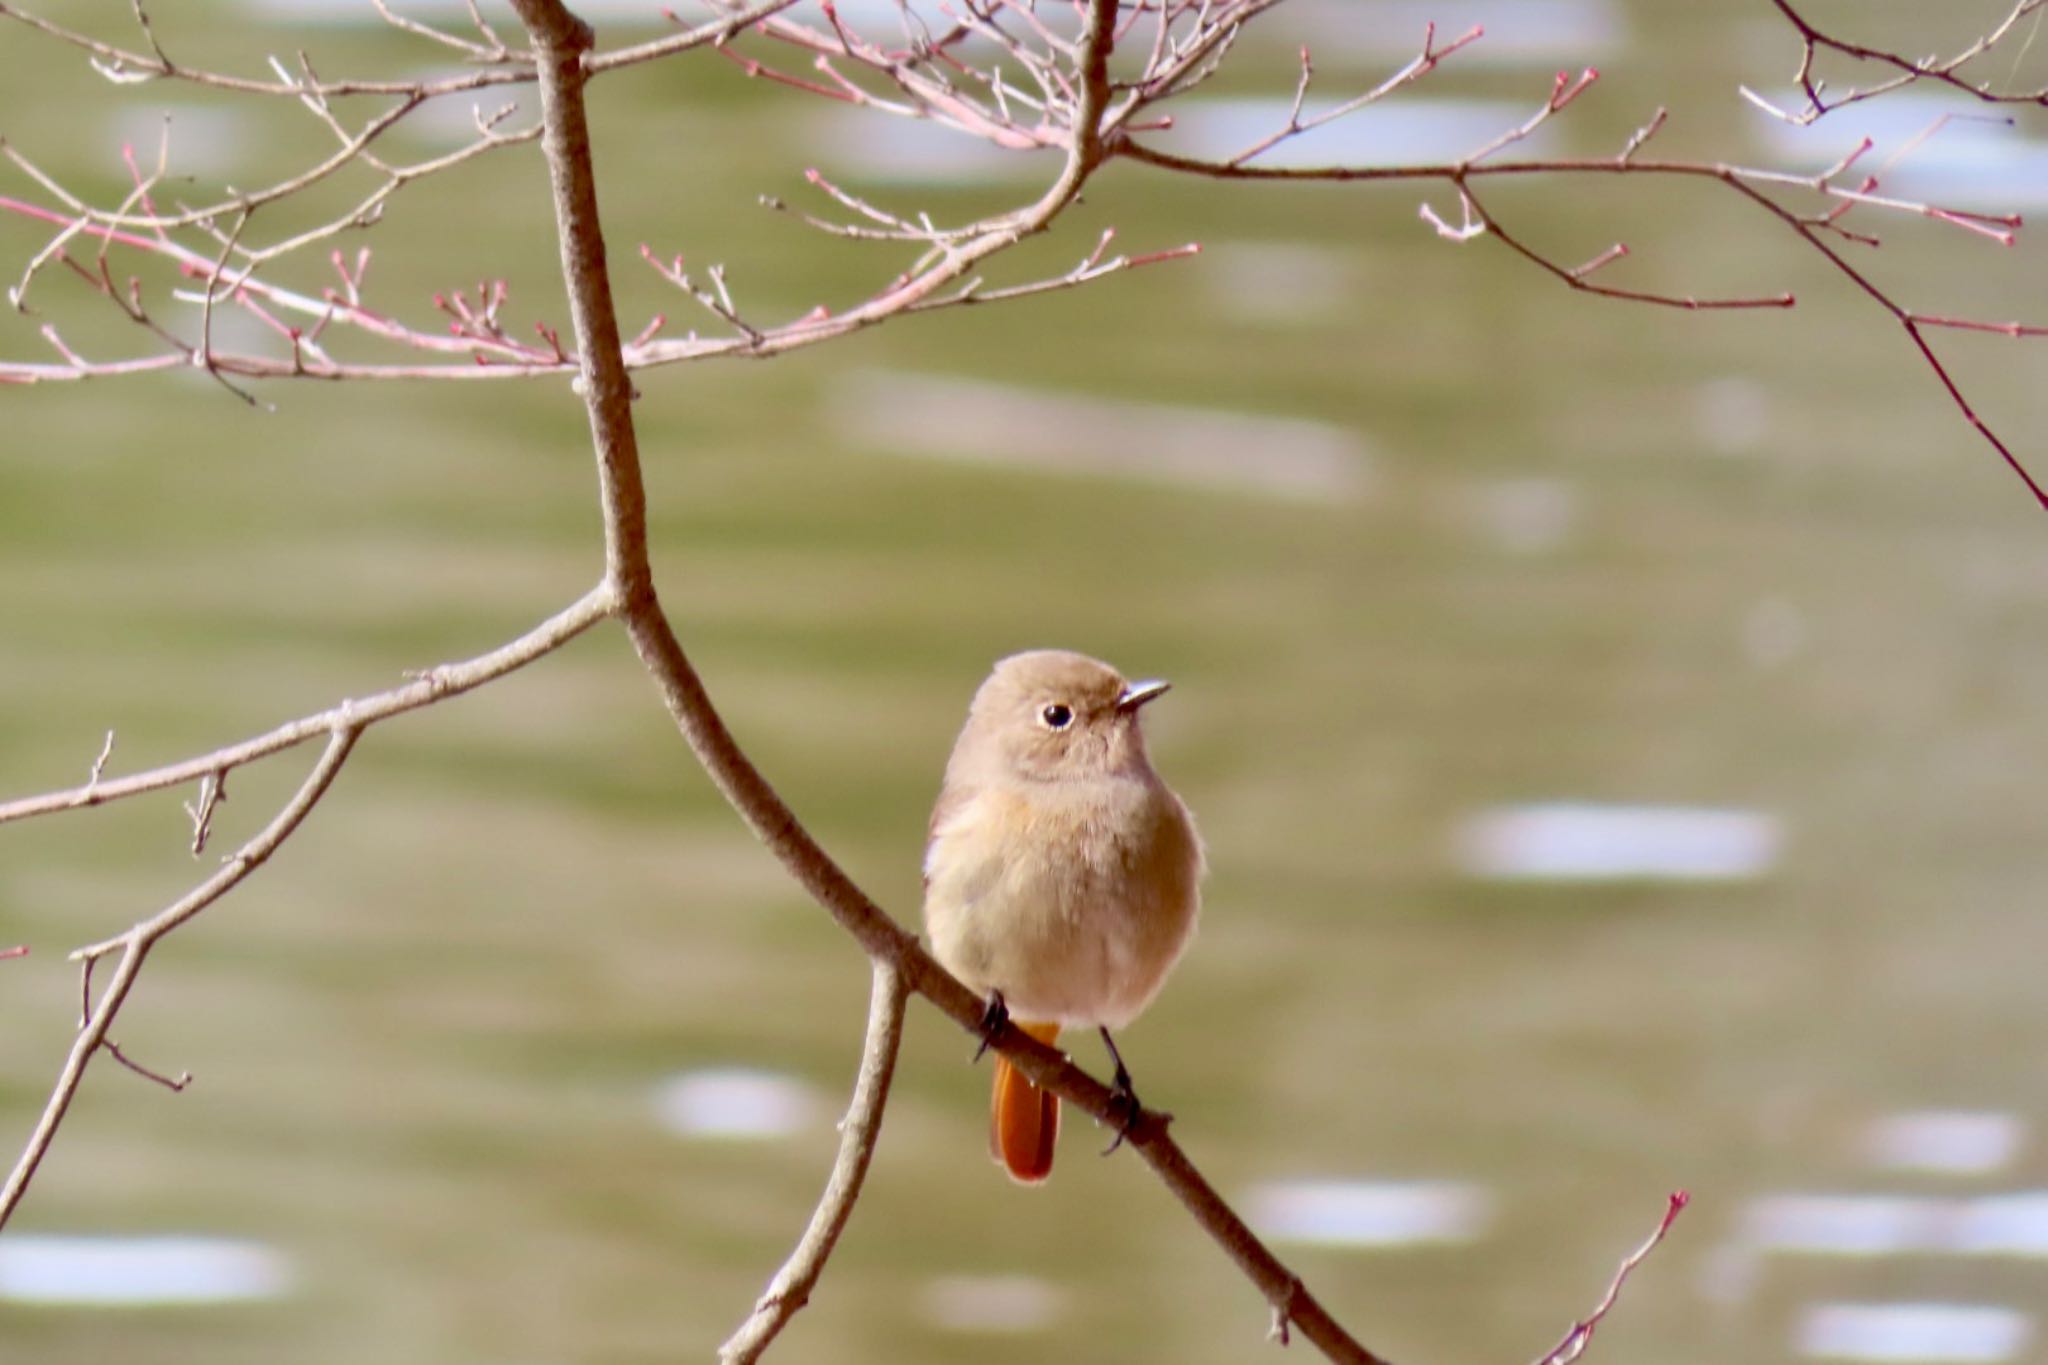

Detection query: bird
(923, 649), (1204, 1184)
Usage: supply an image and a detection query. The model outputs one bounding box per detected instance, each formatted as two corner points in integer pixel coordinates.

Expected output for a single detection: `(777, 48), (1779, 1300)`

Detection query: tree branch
(1117, 140), (2048, 511)
(1534, 1191), (1691, 1365)
(0, 725), (358, 1231)
(719, 959), (908, 1365)
(0, 587), (615, 1227)
(1766, 0), (2048, 122)
(507, 1), (1392, 1358)
(0, 585), (613, 827)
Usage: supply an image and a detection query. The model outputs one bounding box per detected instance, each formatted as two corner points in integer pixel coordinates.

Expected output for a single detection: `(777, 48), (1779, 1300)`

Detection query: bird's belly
(1000, 898), (1194, 1030)
(930, 795), (1200, 1029)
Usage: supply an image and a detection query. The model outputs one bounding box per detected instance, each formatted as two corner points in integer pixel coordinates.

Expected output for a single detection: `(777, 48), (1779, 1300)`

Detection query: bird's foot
(971, 989), (1009, 1064)
(1101, 1062), (1143, 1156)
(1099, 1027), (1166, 1155)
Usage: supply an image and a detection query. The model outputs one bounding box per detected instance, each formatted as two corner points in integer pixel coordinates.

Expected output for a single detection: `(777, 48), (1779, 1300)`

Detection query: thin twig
(1534, 1191), (1691, 1365)
(84, 731), (115, 790)
(1116, 139), (2048, 510)
(0, 727), (358, 1230)
(7, 0), (2034, 527)
(1460, 180), (1795, 312)
(719, 959), (908, 1364)
(0, 586), (612, 827)
(183, 769), (226, 855)
(104, 1039), (192, 1093)
(1769, 0), (2048, 122)
(0, 0), (807, 96)
(1225, 22), (1485, 168)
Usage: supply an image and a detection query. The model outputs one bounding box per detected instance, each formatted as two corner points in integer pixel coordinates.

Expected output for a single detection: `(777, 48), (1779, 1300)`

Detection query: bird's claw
(1100, 1066), (1143, 1156)
(971, 989), (1009, 1064)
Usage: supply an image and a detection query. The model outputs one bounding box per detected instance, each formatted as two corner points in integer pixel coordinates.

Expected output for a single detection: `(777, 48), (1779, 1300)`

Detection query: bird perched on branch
(924, 649), (1204, 1183)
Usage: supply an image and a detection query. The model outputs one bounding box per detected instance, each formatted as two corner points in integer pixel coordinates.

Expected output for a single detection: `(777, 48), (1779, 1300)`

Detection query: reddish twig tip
(1533, 1189), (1690, 1365)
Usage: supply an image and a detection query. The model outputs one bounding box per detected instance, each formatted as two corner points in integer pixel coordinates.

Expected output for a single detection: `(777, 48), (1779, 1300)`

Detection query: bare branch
(0, 584), (612, 1228)
(0, 587), (611, 1225)
(1535, 1191), (1692, 1365)
(182, 769), (226, 856)
(372, 0), (506, 60)
(83, 731), (115, 790)
(1224, 23), (1486, 168)
(104, 1038), (192, 1093)
(0, 0), (515, 95)
(1115, 130), (2048, 510)
(719, 959), (908, 1365)
(0, 726), (358, 1231)
(1768, 0), (2048, 123)
(909, 235), (1202, 312)
(4, 0), (2040, 532)
(508, 2), (1394, 1359)
(0, 585), (612, 827)
(1458, 179), (1795, 312)
(589, 0), (808, 74)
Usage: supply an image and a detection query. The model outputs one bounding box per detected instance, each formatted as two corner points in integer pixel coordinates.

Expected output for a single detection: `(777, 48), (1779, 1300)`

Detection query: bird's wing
(923, 778), (975, 892)
(923, 784), (1012, 912)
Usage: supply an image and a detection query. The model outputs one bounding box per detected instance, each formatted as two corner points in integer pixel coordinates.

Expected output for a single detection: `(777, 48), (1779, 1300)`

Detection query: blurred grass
(5, 3), (2048, 1363)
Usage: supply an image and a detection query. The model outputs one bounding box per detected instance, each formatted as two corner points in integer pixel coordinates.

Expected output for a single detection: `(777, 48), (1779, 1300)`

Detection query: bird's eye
(1040, 703), (1073, 730)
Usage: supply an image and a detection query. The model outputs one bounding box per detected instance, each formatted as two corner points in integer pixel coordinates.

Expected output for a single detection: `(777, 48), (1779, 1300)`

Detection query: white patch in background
(1747, 91), (2048, 208)
(1867, 1112), (2024, 1177)
(0, 1236), (292, 1307)
(387, 87), (540, 148)
(652, 1068), (820, 1140)
(1952, 1192), (2048, 1257)
(1698, 1238), (1765, 1308)
(835, 370), (1372, 502)
(805, 0), (1077, 36)
(1797, 1303), (2032, 1364)
(166, 307), (278, 377)
(1156, 98), (1566, 170)
(807, 111), (1057, 185)
(1738, 1191), (2048, 1260)
(1282, 0), (1626, 66)
(1743, 598), (1807, 670)
(1245, 1179), (1492, 1248)
(1205, 242), (1360, 325)
(1744, 1194), (1948, 1258)
(107, 106), (252, 179)
(919, 1274), (1066, 1333)
(817, 95), (1572, 185)
(1464, 477), (1578, 554)
(1455, 803), (1782, 882)
(1694, 376), (1769, 455)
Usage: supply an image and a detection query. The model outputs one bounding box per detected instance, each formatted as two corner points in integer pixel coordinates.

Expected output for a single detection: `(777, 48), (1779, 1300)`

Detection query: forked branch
(1763, 0), (2048, 122)
(0, 585), (614, 1231)
(506, 0), (1393, 1358)
(1117, 63), (2048, 509)
(0, 727), (358, 1229)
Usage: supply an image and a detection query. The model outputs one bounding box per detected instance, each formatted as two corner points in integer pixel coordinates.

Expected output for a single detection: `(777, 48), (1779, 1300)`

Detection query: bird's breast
(922, 776), (1202, 1028)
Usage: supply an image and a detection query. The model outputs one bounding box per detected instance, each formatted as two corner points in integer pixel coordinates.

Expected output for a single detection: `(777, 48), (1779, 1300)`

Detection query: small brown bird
(923, 649), (1204, 1183)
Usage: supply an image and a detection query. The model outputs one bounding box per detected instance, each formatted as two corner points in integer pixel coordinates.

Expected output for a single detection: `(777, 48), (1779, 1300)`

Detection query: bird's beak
(1117, 678), (1172, 712)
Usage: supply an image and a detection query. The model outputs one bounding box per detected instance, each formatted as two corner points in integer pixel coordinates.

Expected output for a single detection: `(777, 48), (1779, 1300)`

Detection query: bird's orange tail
(990, 1021), (1063, 1184)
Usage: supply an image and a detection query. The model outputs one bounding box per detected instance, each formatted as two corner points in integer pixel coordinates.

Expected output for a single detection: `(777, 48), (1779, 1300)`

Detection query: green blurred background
(5, 2), (2048, 1362)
